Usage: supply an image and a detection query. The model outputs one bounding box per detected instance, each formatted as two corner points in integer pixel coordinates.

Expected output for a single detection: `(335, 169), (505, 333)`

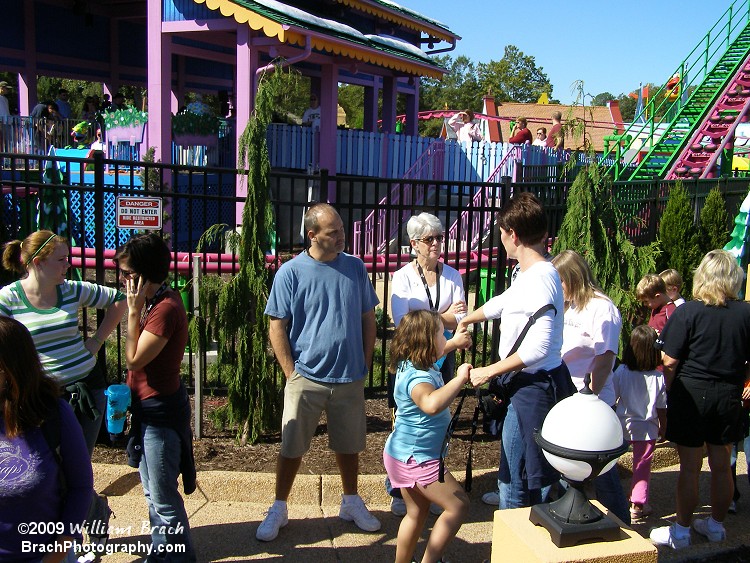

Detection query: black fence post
(490, 176), (511, 364)
(93, 150), (107, 367)
(319, 168), (331, 203)
(648, 177), (660, 243)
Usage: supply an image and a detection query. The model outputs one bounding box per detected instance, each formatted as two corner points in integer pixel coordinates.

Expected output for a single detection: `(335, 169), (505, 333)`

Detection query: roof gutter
(256, 34), (312, 77)
(423, 38), (456, 56)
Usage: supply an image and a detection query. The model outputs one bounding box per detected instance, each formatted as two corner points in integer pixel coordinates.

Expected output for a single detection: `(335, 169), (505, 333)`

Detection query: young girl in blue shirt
(383, 309), (472, 563)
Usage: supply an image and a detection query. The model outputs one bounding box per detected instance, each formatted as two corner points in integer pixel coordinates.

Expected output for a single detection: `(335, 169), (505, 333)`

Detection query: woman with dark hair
(0, 316), (92, 562)
(459, 192), (571, 509)
(114, 233), (196, 562)
(651, 250), (750, 549)
(0, 230), (126, 455)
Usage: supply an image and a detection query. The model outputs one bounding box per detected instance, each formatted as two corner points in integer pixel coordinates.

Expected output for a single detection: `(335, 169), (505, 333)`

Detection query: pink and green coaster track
(604, 0), (750, 181)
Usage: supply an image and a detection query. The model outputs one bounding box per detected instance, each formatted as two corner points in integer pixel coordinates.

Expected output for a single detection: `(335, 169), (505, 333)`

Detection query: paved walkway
(92, 446), (749, 562)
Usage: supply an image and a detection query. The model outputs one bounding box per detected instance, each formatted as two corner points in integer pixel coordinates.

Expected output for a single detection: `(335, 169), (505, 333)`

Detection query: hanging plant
(172, 111), (221, 137)
(102, 107), (148, 130)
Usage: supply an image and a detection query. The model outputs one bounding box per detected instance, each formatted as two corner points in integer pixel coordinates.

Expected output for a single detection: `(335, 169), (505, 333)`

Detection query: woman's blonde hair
(389, 310), (442, 372)
(692, 249), (743, 306)
(552, 250), (604, 309)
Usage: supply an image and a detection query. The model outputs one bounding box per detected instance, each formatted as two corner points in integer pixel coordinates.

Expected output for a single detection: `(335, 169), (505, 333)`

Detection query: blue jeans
(139, 424), (196, 562)
(498, 404), (551, 508)
(594, 465), (631, 525)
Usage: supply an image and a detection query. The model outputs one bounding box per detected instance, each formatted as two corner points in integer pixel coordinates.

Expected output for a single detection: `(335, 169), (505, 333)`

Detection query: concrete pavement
(91, 445), (749, 562)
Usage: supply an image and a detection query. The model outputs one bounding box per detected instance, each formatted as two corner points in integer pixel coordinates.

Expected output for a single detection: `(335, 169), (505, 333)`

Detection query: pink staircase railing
(446, 145), (520, 252)
(352, 140), (445, 253)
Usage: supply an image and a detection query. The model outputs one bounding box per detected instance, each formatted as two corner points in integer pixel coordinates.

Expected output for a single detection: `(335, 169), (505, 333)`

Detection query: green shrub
(698, 186), (730, 255)
(658, 182), (702, 295)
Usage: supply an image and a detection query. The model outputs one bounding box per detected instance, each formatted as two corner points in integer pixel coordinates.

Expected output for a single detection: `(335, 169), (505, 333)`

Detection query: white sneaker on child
(692, 517), (726, 542)
(339, 495), (381, 531)
(649, 524), (690, 549)
(256, 504), (288, 541)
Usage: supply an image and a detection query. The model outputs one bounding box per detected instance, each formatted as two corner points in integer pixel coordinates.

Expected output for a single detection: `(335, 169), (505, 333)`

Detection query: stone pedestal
(491, 502), (657, 563)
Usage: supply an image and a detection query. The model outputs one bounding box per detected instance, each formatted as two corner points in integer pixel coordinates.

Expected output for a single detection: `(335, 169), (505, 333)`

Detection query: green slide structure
(604, 1), (750, 181)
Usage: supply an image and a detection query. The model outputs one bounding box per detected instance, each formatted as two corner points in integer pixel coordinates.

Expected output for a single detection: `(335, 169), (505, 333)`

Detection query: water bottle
(104, 384), (131, 442)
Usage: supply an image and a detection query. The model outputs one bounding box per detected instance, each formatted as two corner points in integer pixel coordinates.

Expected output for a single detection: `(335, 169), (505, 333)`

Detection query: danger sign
(117, 197), (163, 230)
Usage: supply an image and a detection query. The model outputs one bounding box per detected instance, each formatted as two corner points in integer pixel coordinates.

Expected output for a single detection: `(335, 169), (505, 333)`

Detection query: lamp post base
(529, 484), (623, 548)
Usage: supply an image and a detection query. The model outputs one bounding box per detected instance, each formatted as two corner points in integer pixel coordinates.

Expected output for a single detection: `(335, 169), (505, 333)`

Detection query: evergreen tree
(658, 182), (702, 294)
(698, 186), (730, 255)
(552, 163), (658, 348)
(212, 67), (294, 444)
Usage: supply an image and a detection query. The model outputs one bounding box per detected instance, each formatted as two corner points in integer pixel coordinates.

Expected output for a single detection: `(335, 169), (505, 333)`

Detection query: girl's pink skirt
(383, 451), (441, 488)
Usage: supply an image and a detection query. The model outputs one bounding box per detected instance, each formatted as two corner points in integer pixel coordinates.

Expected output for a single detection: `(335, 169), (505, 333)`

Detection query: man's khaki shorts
(280, 372), (367, 458)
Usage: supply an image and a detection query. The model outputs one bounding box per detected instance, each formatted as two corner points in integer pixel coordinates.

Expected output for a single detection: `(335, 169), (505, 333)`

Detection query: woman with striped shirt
(1, 230), (127, 455)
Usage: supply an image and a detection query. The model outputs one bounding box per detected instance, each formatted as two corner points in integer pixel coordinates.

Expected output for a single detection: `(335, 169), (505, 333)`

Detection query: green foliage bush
(698, 186), (730, 255)
(552, 163), (658, 349)
(658, 182), (702, 295)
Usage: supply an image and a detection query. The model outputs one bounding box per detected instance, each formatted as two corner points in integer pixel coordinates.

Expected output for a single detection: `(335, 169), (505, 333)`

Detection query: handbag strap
(507, 303), (557, 358)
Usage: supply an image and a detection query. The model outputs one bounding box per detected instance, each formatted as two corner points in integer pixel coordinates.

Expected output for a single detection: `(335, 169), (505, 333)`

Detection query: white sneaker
(692, 517), (726, 542)
(390, 497), (407, 516)
(482, 491), (500, 506)
(256, 504), (288, 541)
(649, 524), (690, 549)
(339, 495), (382, 532)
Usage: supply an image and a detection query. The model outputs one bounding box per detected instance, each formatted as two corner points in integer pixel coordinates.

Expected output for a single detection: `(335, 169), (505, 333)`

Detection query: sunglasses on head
(419, 235), (444, 245)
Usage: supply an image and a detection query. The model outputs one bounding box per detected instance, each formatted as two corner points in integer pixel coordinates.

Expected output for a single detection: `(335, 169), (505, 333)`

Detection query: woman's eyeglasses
(419, 235), (445, 245)
(119, 268), (137, 279)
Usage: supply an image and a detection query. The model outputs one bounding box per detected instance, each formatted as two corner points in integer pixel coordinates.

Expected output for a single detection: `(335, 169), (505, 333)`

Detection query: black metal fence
(1, 151), (748, 393)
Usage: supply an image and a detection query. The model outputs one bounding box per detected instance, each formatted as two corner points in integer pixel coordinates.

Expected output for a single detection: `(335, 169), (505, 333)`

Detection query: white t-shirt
(390, 262), (466, 327)
(560, 293), (621, 406)
(302, 107), (321, 129)
(612, 364), (666, 441)
(482, 260), (563, 373)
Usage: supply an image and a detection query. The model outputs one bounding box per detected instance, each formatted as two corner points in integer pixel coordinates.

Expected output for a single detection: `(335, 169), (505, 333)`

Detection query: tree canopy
(476, 46), (553, 103)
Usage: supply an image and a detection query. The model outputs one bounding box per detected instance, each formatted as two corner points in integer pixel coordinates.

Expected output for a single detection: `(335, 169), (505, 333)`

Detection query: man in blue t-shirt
(257, 203), (381, 542)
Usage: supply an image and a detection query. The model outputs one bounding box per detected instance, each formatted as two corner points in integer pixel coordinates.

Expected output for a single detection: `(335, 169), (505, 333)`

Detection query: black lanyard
(140, 282), (169, 329)
(416, 261), (440, 312)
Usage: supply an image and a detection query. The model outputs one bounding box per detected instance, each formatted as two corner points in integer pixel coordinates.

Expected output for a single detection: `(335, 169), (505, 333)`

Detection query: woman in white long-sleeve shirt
(448, 110), (483, 144)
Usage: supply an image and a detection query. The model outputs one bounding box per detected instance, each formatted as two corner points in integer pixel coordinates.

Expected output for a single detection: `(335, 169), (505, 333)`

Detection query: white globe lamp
(529, 374), (629, 547)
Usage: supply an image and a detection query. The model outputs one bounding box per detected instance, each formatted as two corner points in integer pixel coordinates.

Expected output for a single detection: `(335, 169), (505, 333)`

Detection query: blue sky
(402, 0), (737, 104)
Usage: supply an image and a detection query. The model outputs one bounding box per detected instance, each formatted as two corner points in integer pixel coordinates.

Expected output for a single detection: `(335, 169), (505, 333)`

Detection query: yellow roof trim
(194, 0), (286, 41)
(336, 0), (454, 43)
(192, 0), (444, 78)
(285, 31), (443, 78)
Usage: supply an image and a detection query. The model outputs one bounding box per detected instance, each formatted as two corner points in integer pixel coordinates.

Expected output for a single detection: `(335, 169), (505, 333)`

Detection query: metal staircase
(668, 60), (750, 179)
(352, 140), (445, 254)
(604, 0), (750, 181)
(445, 146), (519, 252)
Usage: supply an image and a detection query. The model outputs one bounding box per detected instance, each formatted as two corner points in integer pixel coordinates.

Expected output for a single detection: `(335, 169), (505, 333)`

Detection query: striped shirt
(0, 280), (125, 385)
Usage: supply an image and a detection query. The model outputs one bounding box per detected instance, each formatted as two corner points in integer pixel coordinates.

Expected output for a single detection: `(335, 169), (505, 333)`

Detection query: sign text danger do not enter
(116, 197), (163, 230)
